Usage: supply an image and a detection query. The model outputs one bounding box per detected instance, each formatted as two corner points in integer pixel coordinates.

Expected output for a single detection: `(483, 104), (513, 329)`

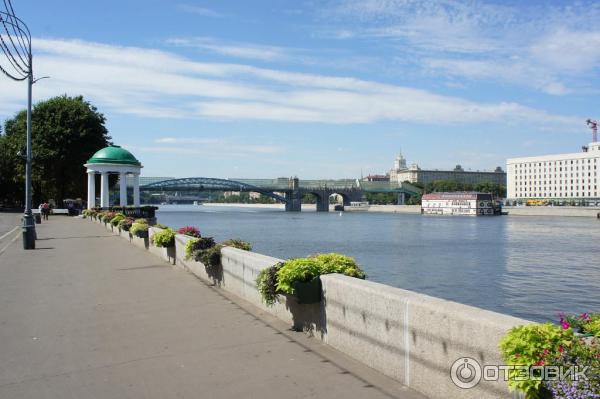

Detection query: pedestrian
(42, 202), (50, 220)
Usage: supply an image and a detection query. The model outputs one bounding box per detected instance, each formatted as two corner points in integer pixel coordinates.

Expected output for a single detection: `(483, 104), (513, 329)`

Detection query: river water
(156, 205), (600, 323)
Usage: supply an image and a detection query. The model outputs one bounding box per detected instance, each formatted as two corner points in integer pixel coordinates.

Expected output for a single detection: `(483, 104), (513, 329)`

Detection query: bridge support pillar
(316, 195), (329, 212)
(285, 190), (301, 212)
(397, 192), (405, 205)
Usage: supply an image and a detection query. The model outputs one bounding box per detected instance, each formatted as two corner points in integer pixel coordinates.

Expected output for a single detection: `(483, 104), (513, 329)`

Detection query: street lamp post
(1, 2), (35, 249)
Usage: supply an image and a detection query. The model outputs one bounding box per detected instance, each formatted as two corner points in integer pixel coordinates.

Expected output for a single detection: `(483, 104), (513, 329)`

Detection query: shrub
(275, 258), (322, 296)
(151, 228), (175, 247)
(102, 212), (117, 223)
(134, 218), (148, 224)
(184, 237), (216, 260)
(197, 244), (224, 270)
(130, 222), (149, 237)
(222, 239), (252, 251)
(118, 217), (134, 231)
(256, 263), (283, 306)
(311, 253), (366, 279)
(154, 223), (168, 229)
(110, 213), (126, 226)
(257, 253), (366, 304)
(499, 323), (573, 398)
(177, 226), (201, 238)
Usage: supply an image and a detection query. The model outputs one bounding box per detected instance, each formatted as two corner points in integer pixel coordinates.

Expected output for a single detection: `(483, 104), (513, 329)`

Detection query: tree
(0, 95), (112, 206)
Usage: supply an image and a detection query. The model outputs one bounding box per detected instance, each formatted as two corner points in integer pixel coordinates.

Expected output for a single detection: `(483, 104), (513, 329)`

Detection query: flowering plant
(560, 313), (600, 337)
(500, 313), (600, 398)
(177, 226), (201, 238)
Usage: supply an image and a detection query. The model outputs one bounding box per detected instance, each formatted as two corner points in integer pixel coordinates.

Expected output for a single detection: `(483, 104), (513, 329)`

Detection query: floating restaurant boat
(421, 192), (500, 216)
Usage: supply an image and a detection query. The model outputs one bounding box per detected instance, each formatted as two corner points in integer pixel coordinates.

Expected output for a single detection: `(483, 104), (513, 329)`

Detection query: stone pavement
(0, 217), (426, 399)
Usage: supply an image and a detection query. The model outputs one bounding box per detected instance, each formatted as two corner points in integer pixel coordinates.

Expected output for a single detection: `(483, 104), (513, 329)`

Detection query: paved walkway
(0, 217), (425, 399)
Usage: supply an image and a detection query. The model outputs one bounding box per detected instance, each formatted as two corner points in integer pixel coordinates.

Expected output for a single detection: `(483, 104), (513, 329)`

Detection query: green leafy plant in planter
(256, 263), (283, 306)
(130, 221), (149, 238)
(499, 323), (574, 398)
(110, 213), (126, 227)
(154, 223), (168, 229)
(151, 228), (175, 247)
(222, 239), (252, 251)
(102, 212), (117, 223)
(311, 253), (366, 278)
(184, 237), (216, 260)
(118, 217), (134, 231)
(275, 258), (322, 296)
(197, 244), (224, 271)
(258, 253), (366, 306)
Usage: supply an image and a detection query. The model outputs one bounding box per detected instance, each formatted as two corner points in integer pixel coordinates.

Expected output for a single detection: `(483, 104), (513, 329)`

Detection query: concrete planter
(174, 234), (193, 270)
(148, 244), (176, 265)
(149, 227), (176, 265)
(130, 233), (148, 250)
(119, 228), (132, 242)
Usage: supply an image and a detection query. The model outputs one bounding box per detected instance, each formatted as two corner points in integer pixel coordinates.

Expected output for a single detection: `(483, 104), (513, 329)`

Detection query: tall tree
(0, 95), (112, 206)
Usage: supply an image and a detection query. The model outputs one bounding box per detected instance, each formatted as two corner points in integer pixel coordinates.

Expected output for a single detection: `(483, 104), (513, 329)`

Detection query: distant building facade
(506, 142), (600, 203)
(389, 152), (506, 186)
(362, 174), (390, 182)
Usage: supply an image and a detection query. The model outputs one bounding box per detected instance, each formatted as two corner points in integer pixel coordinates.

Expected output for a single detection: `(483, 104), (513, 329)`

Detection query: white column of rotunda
(84, 146), (143, 209)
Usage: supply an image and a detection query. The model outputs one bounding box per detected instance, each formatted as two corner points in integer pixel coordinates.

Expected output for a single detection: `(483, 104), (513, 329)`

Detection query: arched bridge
(141, 177), (421, 212)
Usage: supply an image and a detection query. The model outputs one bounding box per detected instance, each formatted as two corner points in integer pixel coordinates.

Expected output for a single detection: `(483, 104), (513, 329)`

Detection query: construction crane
(587, 119), (598, 142)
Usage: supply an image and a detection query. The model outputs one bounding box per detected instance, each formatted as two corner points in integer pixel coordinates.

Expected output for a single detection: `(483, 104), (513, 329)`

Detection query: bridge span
(141, 177), (421, 212)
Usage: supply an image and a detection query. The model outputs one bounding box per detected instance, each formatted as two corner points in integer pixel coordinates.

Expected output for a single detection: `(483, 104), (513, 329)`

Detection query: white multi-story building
(506, 142), (600, 203)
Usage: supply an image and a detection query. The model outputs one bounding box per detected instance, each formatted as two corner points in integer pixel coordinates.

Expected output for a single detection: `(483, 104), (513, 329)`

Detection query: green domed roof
(87, 146), (141, 166)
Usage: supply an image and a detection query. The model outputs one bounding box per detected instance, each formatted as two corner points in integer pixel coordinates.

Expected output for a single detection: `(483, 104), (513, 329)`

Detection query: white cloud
(177, 4), (222, 18)
(319, 0), (600, 95)
(0, 37), (581, 129)
(166, 37), (290, 62)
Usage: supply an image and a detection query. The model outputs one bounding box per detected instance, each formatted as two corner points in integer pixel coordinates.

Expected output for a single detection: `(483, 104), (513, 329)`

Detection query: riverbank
(202, 203), (421, 213)
(504, 206), (600, 218)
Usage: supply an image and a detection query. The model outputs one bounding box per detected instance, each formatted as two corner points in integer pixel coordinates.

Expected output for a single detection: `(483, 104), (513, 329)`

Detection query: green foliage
(262, 253), (367, 300)
(151, 228), (175, 247)
(184, 237), (216, 260)
(154, 223), (168, 229)
(222, 239), (252, 251)
(213, 192), (276, 204)
(130, 222), (148, 237)
(0, 95), (112, 207)
(256, 263), (283, 306)
(117, 217), (134, 231)
(499, 323), (573, 398)
(134, 218), (148, 224)
(311, 253), (366, 278)
(276, 258), (322, 295)
(110, 213), (125, 226)
(365, 192), (397, 205)
(102, 212), (117, 223)
(424, 180), (506, 198)
(197, 244), (224, 270)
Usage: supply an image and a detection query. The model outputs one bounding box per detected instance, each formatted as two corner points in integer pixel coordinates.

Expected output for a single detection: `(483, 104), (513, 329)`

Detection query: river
(156, 205), (600, 323)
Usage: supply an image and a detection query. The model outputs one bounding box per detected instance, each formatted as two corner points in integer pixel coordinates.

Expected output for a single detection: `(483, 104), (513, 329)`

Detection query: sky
(1, 0), (599, 178)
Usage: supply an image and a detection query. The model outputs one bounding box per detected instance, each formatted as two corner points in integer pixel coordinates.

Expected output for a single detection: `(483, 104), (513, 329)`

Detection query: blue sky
(1, 0), (599, 178)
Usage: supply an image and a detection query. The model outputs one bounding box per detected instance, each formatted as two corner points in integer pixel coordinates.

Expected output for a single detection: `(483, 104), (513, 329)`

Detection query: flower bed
(500, 312), (600, 398)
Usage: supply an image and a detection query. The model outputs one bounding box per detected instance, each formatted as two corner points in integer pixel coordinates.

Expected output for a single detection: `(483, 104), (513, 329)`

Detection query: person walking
(41, 202), (50, 220)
